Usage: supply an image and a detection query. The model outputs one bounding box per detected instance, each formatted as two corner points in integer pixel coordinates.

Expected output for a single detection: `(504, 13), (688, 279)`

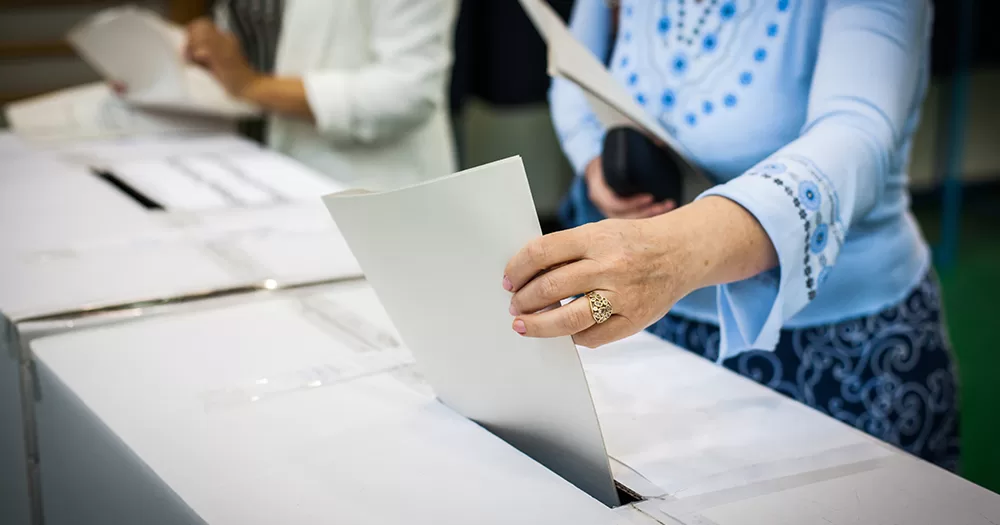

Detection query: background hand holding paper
(67, 6), (258, 119)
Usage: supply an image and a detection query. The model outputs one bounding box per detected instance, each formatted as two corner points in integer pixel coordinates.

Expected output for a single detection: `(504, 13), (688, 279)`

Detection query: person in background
(505, 0), (959, 470)
(156, 0), (456, 189)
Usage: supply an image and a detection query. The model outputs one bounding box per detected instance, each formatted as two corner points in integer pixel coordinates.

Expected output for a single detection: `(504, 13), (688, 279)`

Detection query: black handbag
(601, 127), (684, 203)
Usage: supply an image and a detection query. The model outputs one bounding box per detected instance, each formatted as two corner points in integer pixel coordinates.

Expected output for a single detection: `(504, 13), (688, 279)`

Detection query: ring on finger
(586, 291), (613, 324)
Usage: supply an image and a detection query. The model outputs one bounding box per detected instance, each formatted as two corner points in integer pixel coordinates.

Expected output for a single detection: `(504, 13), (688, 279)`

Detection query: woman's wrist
(237, 74), (269, 103)
(640, 196), (777, 293)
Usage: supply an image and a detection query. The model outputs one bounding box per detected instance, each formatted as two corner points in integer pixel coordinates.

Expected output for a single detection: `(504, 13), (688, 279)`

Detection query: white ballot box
(25, 282), (1000, 525)
(0, 202), (363, 525)
(582, 333), (1000, 524)
(0, 134), (362, 525)
(29, 284), (623, 525)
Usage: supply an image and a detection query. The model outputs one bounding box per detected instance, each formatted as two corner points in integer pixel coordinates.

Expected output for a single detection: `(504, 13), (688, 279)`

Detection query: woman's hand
(503, 196), (778, 348)
(584, 157), (675, 219)
(503, 217), (694, 348)
(185, 18), (259, 97)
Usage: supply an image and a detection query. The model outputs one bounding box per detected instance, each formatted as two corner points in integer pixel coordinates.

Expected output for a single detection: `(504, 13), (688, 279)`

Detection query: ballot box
(0, 129), (364, 525)
(0, 136), (168, 525)
(582, 335), (1000, 524)
(0, 206), (362, 525)
(29, 283), (623, 525)
(27, 283), (1000, 525)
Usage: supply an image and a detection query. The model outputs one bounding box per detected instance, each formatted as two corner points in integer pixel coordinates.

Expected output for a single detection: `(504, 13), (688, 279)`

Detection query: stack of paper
(324, 156), (619, 506)
(67, 6), (257, 119)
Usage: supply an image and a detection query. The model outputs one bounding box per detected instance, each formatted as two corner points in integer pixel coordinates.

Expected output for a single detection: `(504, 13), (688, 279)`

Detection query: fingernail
(512, 319), (527, 335)
(502, 275), (513, 291)
(509, 303), (518, 316)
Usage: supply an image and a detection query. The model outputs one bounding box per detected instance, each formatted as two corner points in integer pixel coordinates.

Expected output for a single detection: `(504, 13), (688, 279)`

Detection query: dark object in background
(449, 0), (573, 112)
(601, 128), (684, 203)
(930, 0), (997, 76)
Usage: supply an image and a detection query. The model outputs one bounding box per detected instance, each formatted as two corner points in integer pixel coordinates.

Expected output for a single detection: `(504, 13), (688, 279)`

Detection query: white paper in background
(67, 6), (257, 119)
(4, 83), (233, 142)
(323, 156), (619, 507)
(517, 0), (712, 201)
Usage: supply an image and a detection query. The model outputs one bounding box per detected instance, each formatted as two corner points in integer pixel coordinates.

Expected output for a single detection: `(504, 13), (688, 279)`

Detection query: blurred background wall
(1, 0), (998, 492)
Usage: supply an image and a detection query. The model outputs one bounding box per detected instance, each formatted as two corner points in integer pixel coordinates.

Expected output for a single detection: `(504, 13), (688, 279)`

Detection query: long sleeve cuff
(559, 114), (605, 175)
(302, 69), (353, 142)
(698, 157), (845, 360)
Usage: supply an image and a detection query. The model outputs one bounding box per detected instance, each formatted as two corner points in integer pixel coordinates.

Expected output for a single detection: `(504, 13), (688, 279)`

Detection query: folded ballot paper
(322, 157), (620, 507)
(4, 83), (233, 141)
(67, 6), (257, 118)
(518, 0), (711, 201)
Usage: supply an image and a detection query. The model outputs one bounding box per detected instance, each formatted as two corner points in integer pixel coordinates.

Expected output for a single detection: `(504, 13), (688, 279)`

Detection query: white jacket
(219, 0), (458, 190)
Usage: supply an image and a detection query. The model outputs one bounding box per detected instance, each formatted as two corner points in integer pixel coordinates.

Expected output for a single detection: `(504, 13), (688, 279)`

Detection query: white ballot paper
(4, 83), (232, 141)
(518, 0), (711, 201)
(68, 6), (257, 118)
(322, 157), (620, 507)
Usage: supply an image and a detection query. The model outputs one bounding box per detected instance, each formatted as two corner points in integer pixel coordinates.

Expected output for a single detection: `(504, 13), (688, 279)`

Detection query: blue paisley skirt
(560, 177), (961, 471)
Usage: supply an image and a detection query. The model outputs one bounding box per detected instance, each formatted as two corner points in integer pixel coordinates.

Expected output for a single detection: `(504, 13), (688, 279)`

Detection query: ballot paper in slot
(518, 0), (712, 202)
(3, 83), (233, 141)
(68, 6), (257, 118)
(322, 156), (620, 507)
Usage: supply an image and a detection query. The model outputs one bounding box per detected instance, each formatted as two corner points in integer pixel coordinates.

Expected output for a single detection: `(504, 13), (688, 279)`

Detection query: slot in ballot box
(27, 282), (1000, 525)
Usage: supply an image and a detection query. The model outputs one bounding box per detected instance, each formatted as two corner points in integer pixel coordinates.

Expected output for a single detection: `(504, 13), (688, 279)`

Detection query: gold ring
(586, 291), (613, 324)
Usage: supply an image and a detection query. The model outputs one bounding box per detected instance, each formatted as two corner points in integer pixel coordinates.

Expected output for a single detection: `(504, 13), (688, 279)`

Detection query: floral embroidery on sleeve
(743, 157), (845, 301)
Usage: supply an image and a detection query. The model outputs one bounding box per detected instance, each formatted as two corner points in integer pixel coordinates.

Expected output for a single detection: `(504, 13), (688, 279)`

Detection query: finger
(190, 45), (212, 66)
(186, 18), (216, 38)
(592, 181), (653, 214)
(185, 19), (215, 56)
(617, 200), (676, 220)
(510, 259), (601, 315)
(504, 227), (591, 292)
(616, 193), (657, 209)
(109, 81), (127, 95)
(513, 294), (597, 338)
(572, 314), (638, 348)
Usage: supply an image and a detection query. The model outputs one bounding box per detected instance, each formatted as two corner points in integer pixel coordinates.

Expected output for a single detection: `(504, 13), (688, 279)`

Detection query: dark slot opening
(91, 169), (164, 210)
(614, 481), (643, 507)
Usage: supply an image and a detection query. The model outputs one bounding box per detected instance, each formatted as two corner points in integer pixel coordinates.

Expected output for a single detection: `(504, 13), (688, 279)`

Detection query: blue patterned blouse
(551, 0), (934, 360)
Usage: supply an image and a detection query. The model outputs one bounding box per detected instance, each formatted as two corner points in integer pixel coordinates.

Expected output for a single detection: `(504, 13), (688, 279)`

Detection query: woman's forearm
(240, 76), (315, 121)
(645, 196), (778, 291)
